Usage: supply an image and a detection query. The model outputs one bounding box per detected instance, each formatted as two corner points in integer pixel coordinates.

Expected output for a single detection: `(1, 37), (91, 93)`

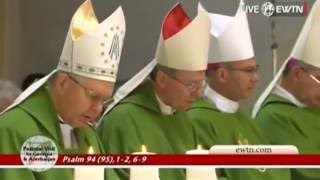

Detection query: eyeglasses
(67, 74), (114, 108)
(309, 74), (320, 84)
(227, 65), (259, 75)
(162, 71), (206, 93)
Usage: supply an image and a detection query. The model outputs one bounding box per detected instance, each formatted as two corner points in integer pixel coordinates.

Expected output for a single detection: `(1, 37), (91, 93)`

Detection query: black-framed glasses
(161, 71), (206, 93)
(67, 74), (114, 108)
(227, 65), (259, 75)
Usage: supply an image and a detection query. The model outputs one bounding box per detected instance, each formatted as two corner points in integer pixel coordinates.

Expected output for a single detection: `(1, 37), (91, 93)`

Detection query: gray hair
(150, 64), (177, 81)
(0, 80), (22, 109)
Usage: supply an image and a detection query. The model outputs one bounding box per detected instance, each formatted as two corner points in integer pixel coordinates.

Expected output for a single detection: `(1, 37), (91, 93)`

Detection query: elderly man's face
(162, 70), (205, 111)
(55, 73), (114, 127)
(296, 68), (320, 108)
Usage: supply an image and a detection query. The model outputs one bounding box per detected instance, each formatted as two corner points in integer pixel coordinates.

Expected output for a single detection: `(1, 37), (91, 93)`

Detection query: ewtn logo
(240, 0), (309, 17)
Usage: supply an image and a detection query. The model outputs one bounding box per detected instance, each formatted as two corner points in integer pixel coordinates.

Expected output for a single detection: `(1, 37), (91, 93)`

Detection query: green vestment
(0, 86), (116, 180)
(256, 94), (320, 180)
(187, 98), (291, 180)
(98, 80), (198, 180)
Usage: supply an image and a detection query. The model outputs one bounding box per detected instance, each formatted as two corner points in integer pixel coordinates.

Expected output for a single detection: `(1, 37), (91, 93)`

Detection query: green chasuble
(98, 80), (197, 180)
(0, 86), (117, 180)
(187, 98), (291, 180)
(256, 94), (320, 180)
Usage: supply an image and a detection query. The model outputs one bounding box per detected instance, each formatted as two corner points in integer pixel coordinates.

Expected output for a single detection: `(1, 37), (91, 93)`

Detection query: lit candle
(186, 145), (217, 180)
(74, 146), (104, 180)
(130, 145), (159, 180)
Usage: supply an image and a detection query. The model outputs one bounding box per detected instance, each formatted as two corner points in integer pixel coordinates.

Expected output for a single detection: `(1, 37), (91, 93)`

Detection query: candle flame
(141, 145), (147, 152)
(88, 146), (94, 154)
(197, 145), (203, 150)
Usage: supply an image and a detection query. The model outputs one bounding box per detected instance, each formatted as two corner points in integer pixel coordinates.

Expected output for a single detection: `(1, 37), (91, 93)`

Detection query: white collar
(155, 93), (176, 115)
(273, 85), (306, 108)
(57, 115), (78, 149)
(204, 85), (239, 113)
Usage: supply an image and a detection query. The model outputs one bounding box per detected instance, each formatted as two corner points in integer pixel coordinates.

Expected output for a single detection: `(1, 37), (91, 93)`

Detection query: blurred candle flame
(88, 146), (94, 154)
(141, 145), (147, 152)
